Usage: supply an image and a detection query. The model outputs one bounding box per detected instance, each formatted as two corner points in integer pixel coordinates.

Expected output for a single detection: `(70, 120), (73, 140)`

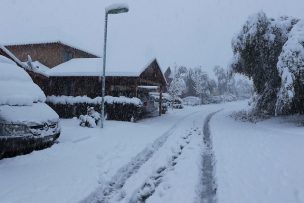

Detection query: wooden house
(4, 41), (98, 68)
(47, 58), (167, 98)
(2, 42), (168, 115)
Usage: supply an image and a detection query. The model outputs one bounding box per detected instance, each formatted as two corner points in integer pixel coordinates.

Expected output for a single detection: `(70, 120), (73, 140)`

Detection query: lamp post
(101, 4), (129, 128)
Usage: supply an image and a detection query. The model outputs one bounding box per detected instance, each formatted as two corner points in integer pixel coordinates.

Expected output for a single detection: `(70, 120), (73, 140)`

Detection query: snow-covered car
(183, 96), (201, 106)
(137, 88), (158, 116)
(149, 92), (172, 114)
(0, 56), (60, 158)
(142, 95), (158, 116)
(210, 94), (238, 104)
(172, 97), (184, 109)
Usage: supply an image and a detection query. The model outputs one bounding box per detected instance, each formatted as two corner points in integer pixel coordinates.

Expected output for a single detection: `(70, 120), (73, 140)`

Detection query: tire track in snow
(81, 111), (202, 203)
(129, 127), (199, 203)
(200, 111), (221, 203)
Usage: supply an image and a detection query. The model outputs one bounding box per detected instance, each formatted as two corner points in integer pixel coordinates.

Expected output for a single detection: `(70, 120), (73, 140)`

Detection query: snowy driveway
(0, 104), (222, 203)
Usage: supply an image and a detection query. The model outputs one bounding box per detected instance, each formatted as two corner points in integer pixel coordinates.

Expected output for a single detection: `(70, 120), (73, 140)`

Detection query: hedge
(46, 96), (144, 122)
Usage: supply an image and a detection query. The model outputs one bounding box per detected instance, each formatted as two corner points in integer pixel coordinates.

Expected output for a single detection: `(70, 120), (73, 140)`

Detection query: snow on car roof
(0, 62), (46, 106)
(0, 55), (15, 65)
(48, 57), (157, 77)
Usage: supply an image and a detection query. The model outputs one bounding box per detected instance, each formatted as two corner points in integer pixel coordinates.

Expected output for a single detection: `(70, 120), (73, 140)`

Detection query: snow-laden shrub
(168, 75), (186, 98)
(231, 11), (299, 116)
(47, 95), (143, 121)
(46, 95), (142, 106)
(79, 107), (101, 128)
(276, 20), (304, 115)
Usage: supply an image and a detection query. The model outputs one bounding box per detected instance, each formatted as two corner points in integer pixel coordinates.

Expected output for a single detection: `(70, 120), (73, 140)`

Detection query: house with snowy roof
(4, 41), (99, 68)
(1, 42), (168, 118)
(2, 42), (167, 96)
(47, 58), (167, 98)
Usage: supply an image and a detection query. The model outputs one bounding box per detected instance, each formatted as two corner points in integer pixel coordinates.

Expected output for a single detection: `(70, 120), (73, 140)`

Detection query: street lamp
(101, 4), (129, 128)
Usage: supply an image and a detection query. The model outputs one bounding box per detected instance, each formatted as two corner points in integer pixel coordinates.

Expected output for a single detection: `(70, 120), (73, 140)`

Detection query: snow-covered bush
(168, 75), (186, 98)
(231, 11), (299, 116)
(46, 95), (142, 106)
(46, 95), (143, 121)
(79, 107), (101, 128)
(276, 20), (304, 115)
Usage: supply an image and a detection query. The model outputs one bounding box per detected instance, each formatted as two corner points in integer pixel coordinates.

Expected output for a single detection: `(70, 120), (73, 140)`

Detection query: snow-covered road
(0, 103), (222, 203)
(83, 106), (223, 203)
(1, 101), (304, 203)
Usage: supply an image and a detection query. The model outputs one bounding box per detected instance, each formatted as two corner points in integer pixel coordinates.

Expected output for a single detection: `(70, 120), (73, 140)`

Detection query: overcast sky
(1, 0), (304, 75)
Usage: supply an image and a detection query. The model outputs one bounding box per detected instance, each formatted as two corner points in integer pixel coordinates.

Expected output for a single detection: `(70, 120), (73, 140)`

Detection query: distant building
(4, 41), (98, 68)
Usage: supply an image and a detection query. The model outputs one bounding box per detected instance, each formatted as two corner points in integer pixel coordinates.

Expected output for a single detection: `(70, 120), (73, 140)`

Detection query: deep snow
(212, 101), (304, 203)
(0, 105), (219, 203)
(1, 101), (304, 203)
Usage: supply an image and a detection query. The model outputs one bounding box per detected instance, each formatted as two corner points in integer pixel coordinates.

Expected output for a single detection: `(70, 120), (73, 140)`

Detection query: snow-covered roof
(4, 41), (100, 57)
(48, 57), (159, 77)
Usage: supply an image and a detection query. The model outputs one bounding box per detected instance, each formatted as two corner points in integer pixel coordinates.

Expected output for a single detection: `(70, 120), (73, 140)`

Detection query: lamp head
(106, 4), (129, 15)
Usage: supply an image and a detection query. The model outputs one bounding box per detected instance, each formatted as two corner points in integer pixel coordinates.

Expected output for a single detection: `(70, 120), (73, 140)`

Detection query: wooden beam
(159, 86), (163, 116)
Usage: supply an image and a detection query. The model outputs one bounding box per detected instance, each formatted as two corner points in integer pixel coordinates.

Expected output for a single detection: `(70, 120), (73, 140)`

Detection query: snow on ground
(0, 105), (220, 203)
(212, 101), (304, 203)
(106, 110), (216, 203)
(1, 100), (304, 203)
(145, 127), (204, 203)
